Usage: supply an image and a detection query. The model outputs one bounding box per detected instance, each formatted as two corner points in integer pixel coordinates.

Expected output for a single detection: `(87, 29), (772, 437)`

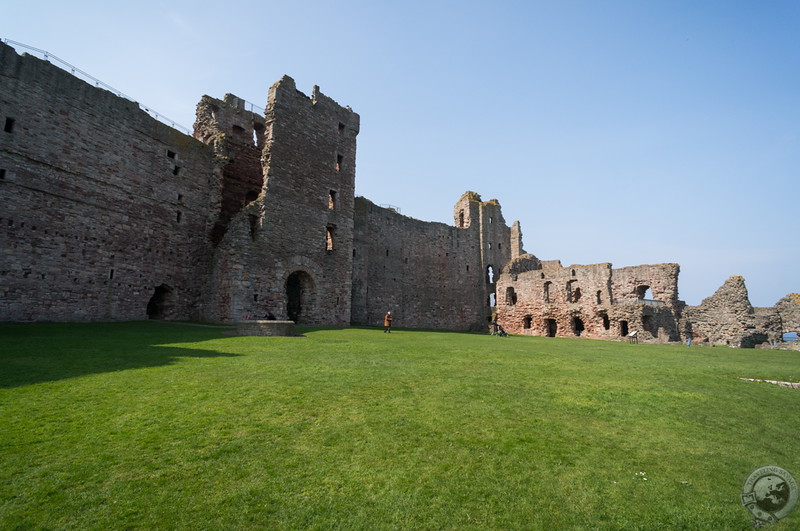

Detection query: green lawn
(1, 322), (798, 529)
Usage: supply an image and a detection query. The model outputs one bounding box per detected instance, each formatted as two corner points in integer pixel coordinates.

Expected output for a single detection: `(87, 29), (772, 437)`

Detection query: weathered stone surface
(683, 276), (781, 347)
(0, 41), (792, 346)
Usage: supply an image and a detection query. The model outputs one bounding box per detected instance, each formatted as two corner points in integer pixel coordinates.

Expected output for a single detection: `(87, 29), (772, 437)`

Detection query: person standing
(384, 311), (393, 333)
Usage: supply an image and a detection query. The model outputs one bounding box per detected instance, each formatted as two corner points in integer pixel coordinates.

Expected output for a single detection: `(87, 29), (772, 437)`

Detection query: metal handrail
(1, 39), (264, 135)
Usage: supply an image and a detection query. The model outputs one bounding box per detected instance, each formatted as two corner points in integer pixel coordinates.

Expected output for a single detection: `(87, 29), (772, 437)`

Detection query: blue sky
(5, 1), (799, 306)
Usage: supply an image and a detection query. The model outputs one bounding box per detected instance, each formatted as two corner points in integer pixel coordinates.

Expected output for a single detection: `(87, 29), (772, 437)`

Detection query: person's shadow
(0, 321), (240, 389)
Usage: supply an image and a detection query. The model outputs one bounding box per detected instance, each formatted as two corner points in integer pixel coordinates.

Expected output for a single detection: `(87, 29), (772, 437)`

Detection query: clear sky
(5, 0), (799, 307)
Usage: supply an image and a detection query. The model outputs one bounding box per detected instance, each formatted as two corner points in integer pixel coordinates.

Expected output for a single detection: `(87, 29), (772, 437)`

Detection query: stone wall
(205, 77), (359, 325)
(496, 259), (682, 342)
(0, 42), (218, 322)
(351, 192), (520, 331)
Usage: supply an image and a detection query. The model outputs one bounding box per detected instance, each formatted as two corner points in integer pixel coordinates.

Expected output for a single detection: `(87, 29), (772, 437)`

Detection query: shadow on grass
(0, 321), (238, 389)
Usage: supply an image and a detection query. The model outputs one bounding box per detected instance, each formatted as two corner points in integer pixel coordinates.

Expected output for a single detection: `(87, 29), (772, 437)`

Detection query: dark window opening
(540, 272), (545, 279)
(286, 271), (314, 323)
(573, 317), (585, 336)
(109, 269), (114, 280)
(4, 117), (15, 133)
(352, 248), (356, 258)
(546, 319), (558, 337)
(458, 210), (465, 227)
(338, 122), (345, 133)
(602, 313), (610, 330)
(176, 211), (182, 223)
(544, 281), (551, 303)
(523, 315), (532, 329)
(506, 287), (517, 305)
(466, 265), (470, 271)
(573, 287), (582, 302)
(146, 284), (173, 320)
(498, 243), (501, 250)
(620, 320), (629, 337)
(336, 154), (343, 171)
(328, 190), (337, 210)
(232, 124), (246, 135)
(596, 290), (602, 304)
(172, 165), (180, 176)
(386, 249), (389, 257)
(0, 169), (5, 180)
(488, 216), (493, 224)
(177, 193), (183, 202)
(167, 150), (176, 159)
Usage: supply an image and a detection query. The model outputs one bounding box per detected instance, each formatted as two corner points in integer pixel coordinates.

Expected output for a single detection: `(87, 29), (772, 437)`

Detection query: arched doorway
(146, 284), (173, 320)
(286, 271), (314, 323)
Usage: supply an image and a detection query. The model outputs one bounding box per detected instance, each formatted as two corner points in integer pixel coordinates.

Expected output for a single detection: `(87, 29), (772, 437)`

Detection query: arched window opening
(286, 271), (315, 323)
(506, 287), (517, 305)
(573, 317), (585, 336)
(486, 265), (495, 284)
(636, 285), (653, 300)
(523, 315), (532, 329)
(596, 290), (602, 304)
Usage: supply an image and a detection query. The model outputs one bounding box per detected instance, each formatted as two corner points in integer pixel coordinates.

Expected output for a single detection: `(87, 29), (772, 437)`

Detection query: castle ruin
(2, 42), (798, 346)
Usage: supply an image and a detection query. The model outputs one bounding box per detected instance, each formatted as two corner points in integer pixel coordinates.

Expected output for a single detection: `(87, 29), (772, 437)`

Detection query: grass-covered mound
(2, 322), (798, 529)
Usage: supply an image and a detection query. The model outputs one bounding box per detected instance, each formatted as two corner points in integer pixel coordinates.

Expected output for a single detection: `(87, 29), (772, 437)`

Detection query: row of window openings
(456, 211), (496, 228)
(521, 315), (623, 336)
(504, 285), (654, 305)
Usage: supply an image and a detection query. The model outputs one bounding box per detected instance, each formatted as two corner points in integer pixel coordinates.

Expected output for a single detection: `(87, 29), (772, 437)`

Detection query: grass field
(1, 322), (799, 529)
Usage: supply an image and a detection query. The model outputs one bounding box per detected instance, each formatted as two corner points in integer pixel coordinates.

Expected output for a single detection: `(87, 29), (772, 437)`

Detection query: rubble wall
(0, 42), (218, 322)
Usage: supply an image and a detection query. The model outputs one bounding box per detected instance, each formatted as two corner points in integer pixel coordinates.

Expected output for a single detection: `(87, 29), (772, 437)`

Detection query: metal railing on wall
(1, 38), (266, 136)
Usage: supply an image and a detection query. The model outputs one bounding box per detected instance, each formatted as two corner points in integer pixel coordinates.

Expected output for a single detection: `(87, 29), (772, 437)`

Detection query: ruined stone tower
(202, 76), (359, 325)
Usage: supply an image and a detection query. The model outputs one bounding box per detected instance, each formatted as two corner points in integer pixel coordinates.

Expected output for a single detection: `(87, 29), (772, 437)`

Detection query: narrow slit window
(328, 190), (336, 210)
(326, 226), (335, 252)
(176, 211), (182, 223)
(336, 154), (343, 171)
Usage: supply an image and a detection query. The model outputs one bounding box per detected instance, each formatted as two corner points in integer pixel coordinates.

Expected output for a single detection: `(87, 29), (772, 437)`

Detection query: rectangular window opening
(338, 122), (345, 133)
(326, 226), (335, 252)
(167, 150), (176, 159)
(0, 169), (6, 180)
(172, 166), (181, 176)
(4, 117), (15, 133)
(176, 211), (182, 223)
(336, 154), (343, 172)
(328, 190), (336, 210)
